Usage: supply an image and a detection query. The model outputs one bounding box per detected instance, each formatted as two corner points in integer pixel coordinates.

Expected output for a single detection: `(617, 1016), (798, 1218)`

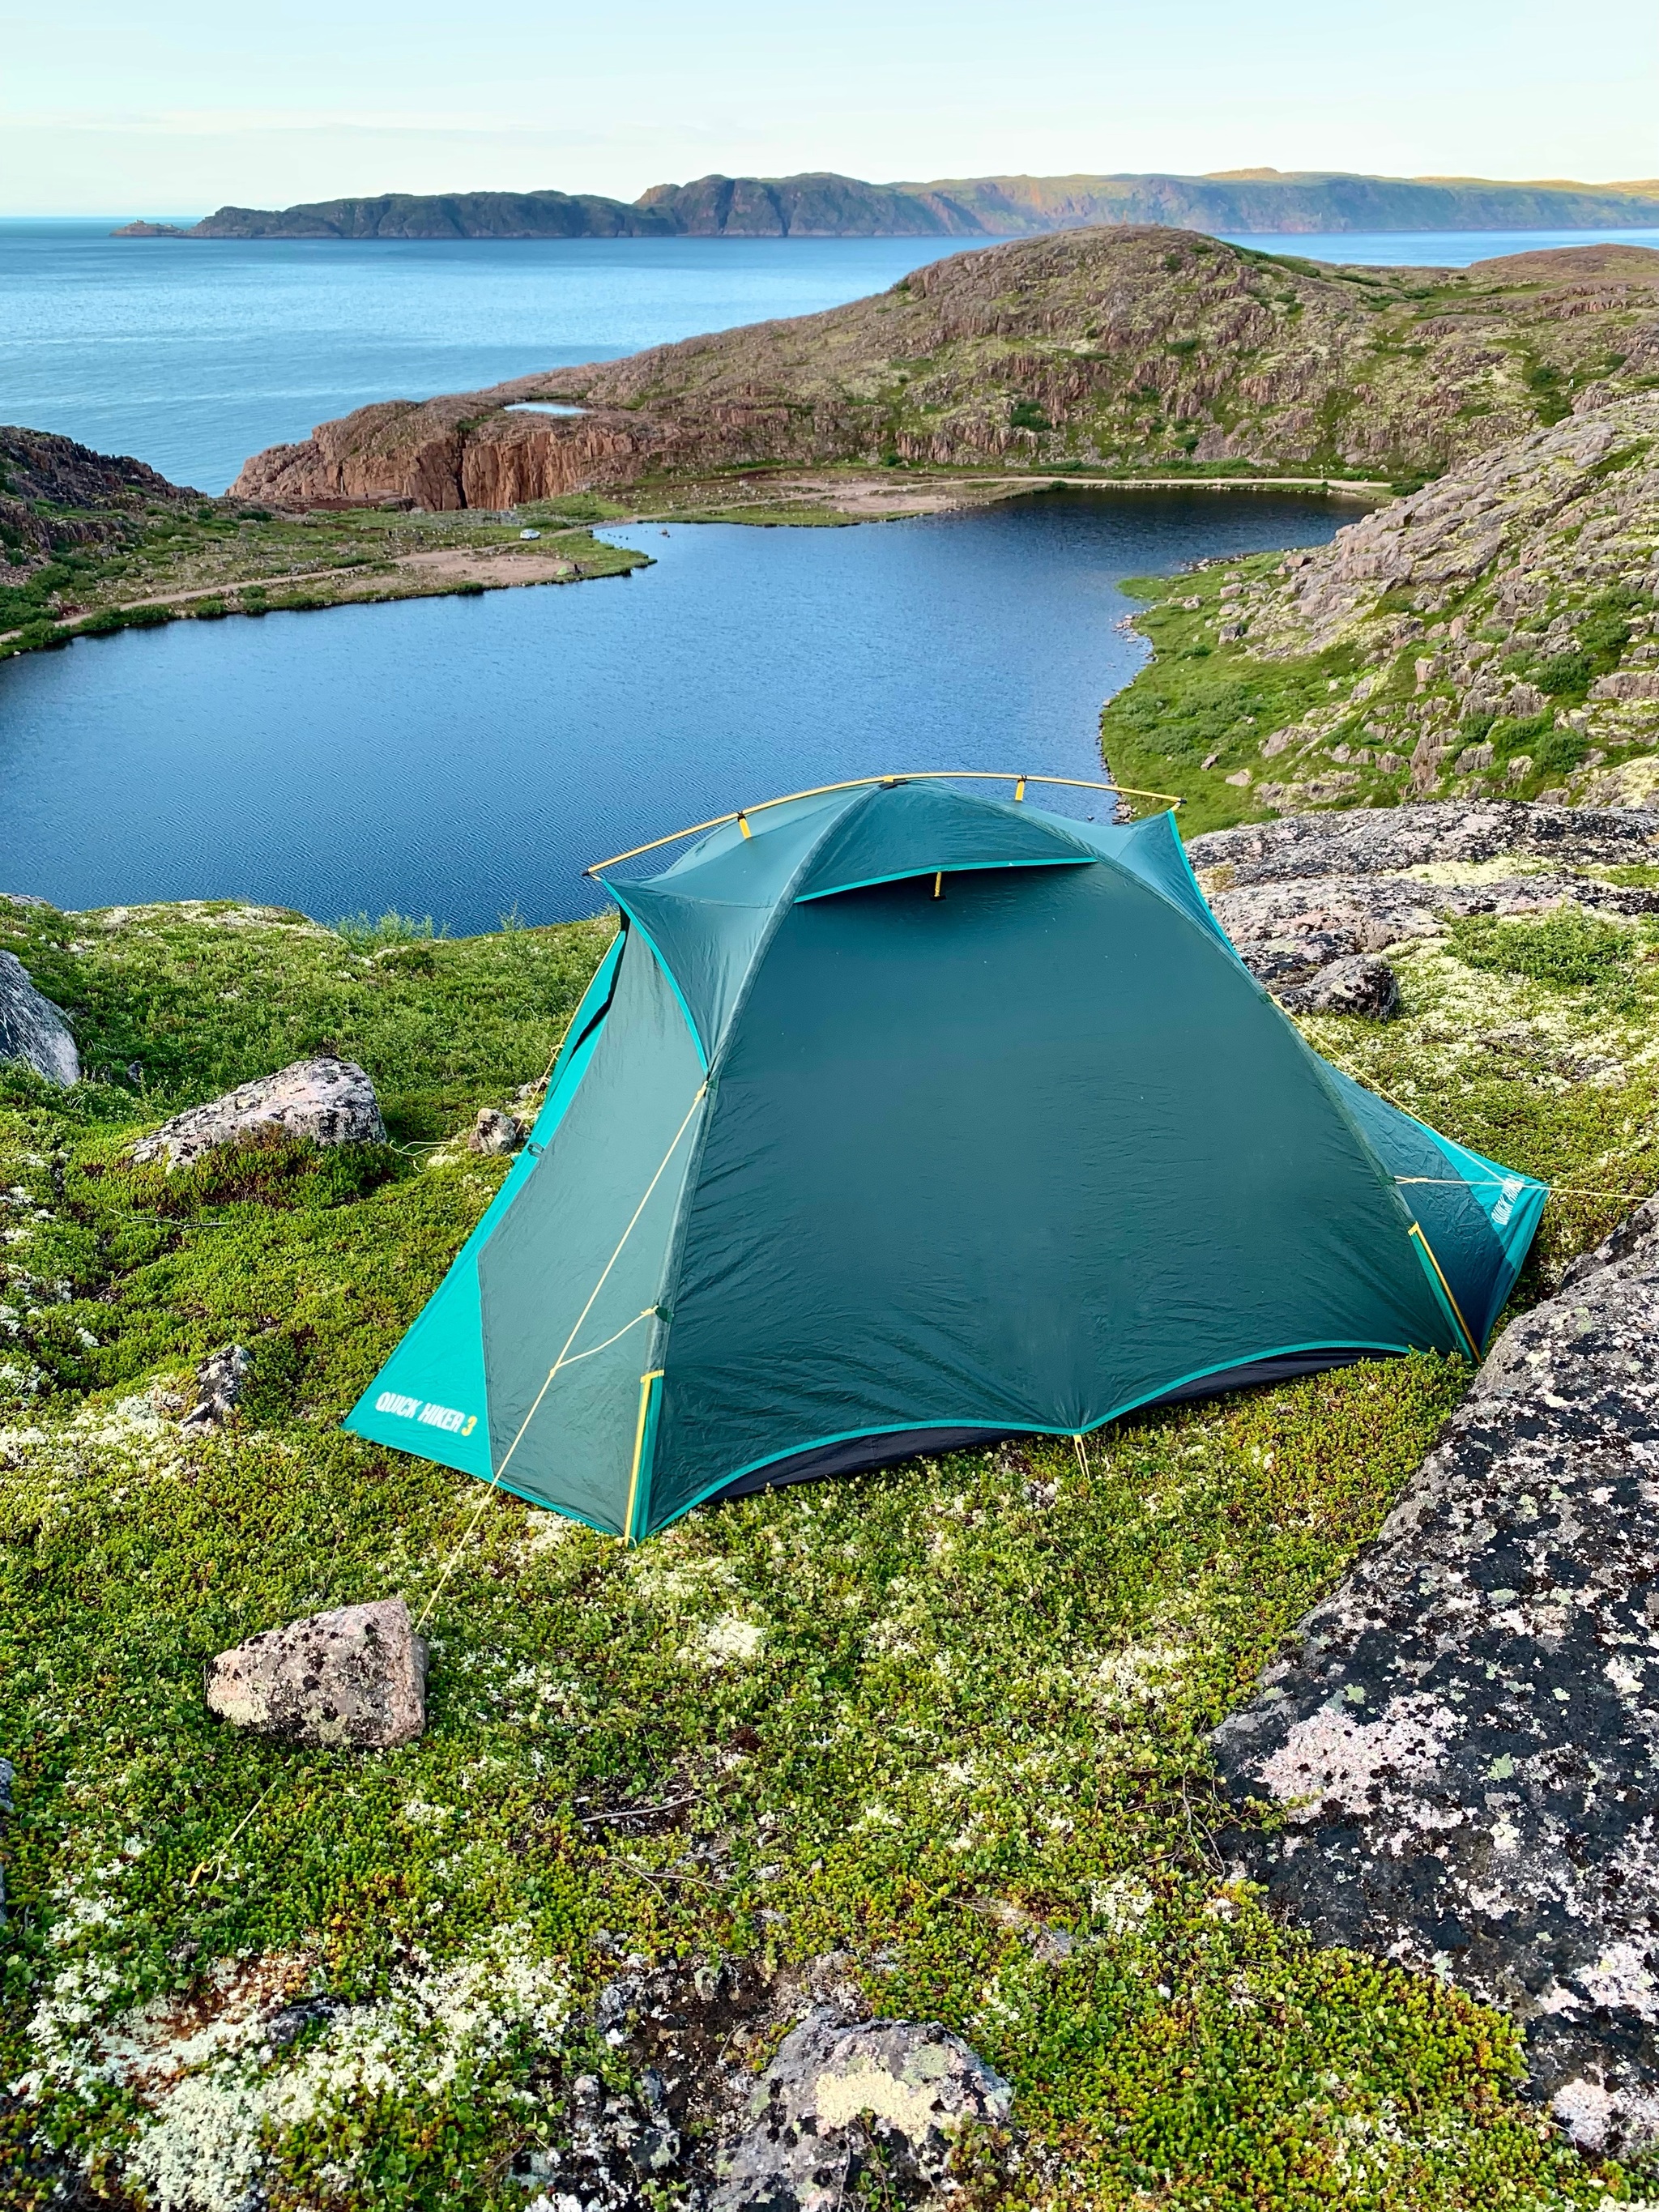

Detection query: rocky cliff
(232, 231), (1659, 511)
(0, 426), (199, 579)
(1149, 386), (1659, 816)
(177, 189), (672, 241)
(122, 167), (1659, 241)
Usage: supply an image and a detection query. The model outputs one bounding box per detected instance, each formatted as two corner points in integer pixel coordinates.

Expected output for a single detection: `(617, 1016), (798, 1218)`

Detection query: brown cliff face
(231, 228), (1659, 511)
(1, 425), (199, 576)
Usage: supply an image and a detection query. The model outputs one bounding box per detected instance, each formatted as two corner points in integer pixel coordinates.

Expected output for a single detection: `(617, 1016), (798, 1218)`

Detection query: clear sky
(6, 0), (1656, 217)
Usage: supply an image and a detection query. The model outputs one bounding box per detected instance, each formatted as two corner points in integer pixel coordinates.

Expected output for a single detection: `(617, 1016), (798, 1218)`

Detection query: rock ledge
(1215, 1196), (1659, 2153)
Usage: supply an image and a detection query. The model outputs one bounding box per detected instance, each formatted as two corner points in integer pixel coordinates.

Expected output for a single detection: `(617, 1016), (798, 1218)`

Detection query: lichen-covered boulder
(711, 2010), (1012, 2211)
(131, 1055), (385, 1166)
(1273, 951), (1400, 1020)
(1214, 1195), (1659, 2154)
(0, 949), (79, 1086)
(206, 1596), (427, 1750)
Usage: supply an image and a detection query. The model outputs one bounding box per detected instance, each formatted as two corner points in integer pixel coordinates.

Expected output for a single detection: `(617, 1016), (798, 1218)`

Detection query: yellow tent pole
(1409, 1222), (1480, 1359)
(584, 769), (1183, 876)
(624, 1370), (663, 1545)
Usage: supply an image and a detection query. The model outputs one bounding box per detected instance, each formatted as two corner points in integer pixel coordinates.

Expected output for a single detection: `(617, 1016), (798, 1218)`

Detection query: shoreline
(0, 468), (1385, 661)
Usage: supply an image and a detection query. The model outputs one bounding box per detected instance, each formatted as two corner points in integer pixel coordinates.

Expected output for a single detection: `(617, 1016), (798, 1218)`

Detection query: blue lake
(6, 221), (1658, 493)
(0, 490), (1346, 932)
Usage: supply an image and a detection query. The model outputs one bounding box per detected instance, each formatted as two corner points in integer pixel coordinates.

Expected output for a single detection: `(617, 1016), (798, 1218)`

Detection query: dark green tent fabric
(344, 780), (1547, 1538)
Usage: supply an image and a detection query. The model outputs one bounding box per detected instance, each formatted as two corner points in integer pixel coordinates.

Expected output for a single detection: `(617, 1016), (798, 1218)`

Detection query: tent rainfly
(344, 777), (1547, 1540)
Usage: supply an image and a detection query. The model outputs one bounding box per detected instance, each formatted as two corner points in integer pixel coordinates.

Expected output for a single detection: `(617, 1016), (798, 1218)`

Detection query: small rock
(181, 1344), (252, 1434)
(132, 1055), (386, 1167)
(205, 1596), (427, 1750)
(0, 949), (79, 1086)
(467, 1106), (522, 1155)
(1273, 952), (1400, 1019)
(711, 2010), (1012, 2212)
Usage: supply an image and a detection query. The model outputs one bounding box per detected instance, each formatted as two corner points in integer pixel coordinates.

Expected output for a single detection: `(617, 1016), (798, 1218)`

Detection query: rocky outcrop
(1, 426), (199, 585)
(710, 2011), (1013, 2211)
(0, 950), (79, 1085)
(1188, 799), (1659, 1000)
(205, 1596), (428, 1750)
(130, 1055), (386, 1166)
(1215, 1196), (1659, 2154)
(1186, 391), (1659, 812)
(232, 233), (1659, 509)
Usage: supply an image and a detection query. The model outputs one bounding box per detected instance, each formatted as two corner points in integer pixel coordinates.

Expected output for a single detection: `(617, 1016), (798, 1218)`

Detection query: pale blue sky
(7, 0), (1656, 215)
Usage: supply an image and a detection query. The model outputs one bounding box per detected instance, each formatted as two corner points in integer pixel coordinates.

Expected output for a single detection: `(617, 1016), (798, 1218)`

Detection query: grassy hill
(232, 231), (1659, 509)
(1102, 389), (1659, 833)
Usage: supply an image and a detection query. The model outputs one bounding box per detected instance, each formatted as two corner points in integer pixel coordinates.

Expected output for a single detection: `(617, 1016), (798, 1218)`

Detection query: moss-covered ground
(0, 504), (647, 663)
(2, 893), (1657, 2209)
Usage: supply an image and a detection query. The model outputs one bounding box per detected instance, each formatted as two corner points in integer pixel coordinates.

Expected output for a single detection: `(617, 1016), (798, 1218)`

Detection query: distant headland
(112, 166), (1659, 241)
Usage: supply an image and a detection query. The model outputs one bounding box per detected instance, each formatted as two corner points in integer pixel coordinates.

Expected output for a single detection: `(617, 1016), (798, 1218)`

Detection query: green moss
(1101, 560), (1367, 832)
(0, 898), (1651, 2206)
(1446, 910), (1644, 991)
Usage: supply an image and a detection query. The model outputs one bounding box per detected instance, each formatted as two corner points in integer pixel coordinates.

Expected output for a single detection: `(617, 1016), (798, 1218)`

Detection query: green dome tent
(344, 776), (1546, 1541)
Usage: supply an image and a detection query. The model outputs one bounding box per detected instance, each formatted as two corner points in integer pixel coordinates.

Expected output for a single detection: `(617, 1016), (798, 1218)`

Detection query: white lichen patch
(17, 1928), (571, 2212)
(1090, 1639), (1190, 1707)
(1257, 1692), (1461, 1818)
(696, 1613), (766, 1665)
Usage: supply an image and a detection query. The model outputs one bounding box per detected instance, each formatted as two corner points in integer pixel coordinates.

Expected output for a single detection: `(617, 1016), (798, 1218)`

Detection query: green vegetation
(4, 893), (1657, 2206)
(1101, 556), (1375, 834)
(1102, 556), (1657, 826)
(0, 505), (646, 663)
(1446, 909), (1643, 992)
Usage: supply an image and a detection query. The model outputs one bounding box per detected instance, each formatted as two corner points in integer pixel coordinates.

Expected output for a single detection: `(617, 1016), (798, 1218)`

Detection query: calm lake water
(0, 490), (1346, 932)
(6, 221), (1658, 493)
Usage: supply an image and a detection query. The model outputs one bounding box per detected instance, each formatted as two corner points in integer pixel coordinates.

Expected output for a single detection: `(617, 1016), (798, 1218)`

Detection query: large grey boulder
(0, 948), (79, 1085)
(1185, 801), (1659, 1014)
(711, 2010), (1012, 2212)
(206, 1596), (428, 1750)
(1214, 1195), (1659, 2154)
(131, 1055), (385, 1166)
(1188, 800), (1659, 885)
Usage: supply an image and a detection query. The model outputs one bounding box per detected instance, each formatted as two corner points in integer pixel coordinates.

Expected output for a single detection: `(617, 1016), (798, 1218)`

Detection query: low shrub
(1447, 910), (1638, 989)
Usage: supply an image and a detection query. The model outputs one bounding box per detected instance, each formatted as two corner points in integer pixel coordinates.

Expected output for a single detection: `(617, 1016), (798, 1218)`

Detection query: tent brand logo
(1491, 1175), (1526, 1228)
(375, 1390), (477, 1437)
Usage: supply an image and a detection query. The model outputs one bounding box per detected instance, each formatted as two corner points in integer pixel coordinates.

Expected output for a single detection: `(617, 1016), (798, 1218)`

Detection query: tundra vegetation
(2, 877), (1657, 2210)
(1102, 392), (1659, 832)
(7, 229), (1659, 2209)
